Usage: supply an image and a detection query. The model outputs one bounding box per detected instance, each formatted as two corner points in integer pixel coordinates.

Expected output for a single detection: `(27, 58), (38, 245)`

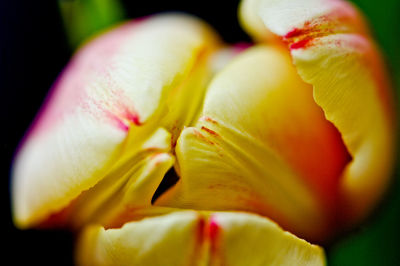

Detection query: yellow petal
(76, 210), (325, 266)
(238, 0), (272, 42)
(76, 210), (202, 266)
(239, 0), (395, 225)
(156, 45), (350, 241)
(12, 14), (220, 228)
(67, 128), (174, 228)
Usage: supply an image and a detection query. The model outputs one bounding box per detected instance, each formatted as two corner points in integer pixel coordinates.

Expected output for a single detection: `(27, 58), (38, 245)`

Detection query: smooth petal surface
(240, 0), (395, 225)
(76, 210), (325, 266)
(67, 128), (174, 228)
(12, 14), (220, 228)
(238, 0), (273, 42)
(156, 45), (350, 240)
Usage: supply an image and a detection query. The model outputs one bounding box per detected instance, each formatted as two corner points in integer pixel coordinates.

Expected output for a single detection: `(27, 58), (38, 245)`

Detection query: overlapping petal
(67, 128), (174, 228)
(77, 210), (325, 266)
(12, 14), (221, 228)
(156, 45), (350, 240)
(239, 0), (395, 226)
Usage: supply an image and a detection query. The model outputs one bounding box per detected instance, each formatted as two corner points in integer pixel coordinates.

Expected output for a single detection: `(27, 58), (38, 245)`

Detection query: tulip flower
(11, 0), (395, 265)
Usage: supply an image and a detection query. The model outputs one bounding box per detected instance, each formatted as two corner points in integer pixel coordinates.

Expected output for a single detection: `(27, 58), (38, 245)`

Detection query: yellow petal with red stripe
(156, 45), (350, 241)
(239, 0), (395, 226)
(76, 210), (325, 266)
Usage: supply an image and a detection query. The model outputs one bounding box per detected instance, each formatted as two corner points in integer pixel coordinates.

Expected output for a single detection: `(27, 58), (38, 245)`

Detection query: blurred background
(1, 0), (399, 265)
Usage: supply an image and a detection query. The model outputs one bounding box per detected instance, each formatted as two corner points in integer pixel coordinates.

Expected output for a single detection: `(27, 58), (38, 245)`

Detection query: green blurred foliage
(329, 0), (400, 265)
(58, 0), (125, 49)
(351, 0), (400, 90)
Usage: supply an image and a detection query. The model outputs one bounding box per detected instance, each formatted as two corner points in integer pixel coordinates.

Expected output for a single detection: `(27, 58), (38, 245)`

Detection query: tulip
(11, 0), (395, 265)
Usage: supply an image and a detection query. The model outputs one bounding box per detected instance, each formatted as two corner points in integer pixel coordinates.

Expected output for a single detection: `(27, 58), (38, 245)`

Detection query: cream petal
(12, 14), (220, 228)
(76, 210), (325, 266)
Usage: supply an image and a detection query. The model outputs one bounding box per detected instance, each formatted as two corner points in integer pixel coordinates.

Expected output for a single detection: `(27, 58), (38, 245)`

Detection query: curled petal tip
(240, 0), (396, 229)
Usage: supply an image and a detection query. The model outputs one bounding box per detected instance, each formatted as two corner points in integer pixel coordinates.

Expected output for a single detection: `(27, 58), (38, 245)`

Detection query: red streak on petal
(193, 129), (216, 146)
(208, 216), (220, 245)
(115, 119), (130, 131)
(187, 215), (207, 264)
(196, 216), (206, 244)
(284, 27), (305, 39)
(191, 215), (223, 264)
(290, 39), (313, 50)
(200, 116), (219, 125)
(207, 215), (224, 265)
(100, 88), (142, 132)
(282, 19), (332, 50)
(127, 112), (141, 125)
(201, 126), (220, 137)
(284, 19), (314, 39)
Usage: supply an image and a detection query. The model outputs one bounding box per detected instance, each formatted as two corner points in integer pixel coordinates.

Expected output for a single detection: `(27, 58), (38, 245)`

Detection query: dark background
(1, 0), (399, 265)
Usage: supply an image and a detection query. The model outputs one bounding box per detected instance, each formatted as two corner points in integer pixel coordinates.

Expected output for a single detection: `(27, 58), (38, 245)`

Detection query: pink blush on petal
(26, 21), (143, 139)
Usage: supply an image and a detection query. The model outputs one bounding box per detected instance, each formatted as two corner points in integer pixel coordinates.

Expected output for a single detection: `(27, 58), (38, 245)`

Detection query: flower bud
(11, 0), (395, 264)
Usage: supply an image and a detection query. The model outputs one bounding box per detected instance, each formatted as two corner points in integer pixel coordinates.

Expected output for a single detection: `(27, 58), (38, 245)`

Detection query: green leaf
(58, 0), (125, 49)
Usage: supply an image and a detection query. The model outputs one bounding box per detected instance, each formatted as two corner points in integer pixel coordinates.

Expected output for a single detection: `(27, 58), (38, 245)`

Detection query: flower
(11, 0), (395, 265)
